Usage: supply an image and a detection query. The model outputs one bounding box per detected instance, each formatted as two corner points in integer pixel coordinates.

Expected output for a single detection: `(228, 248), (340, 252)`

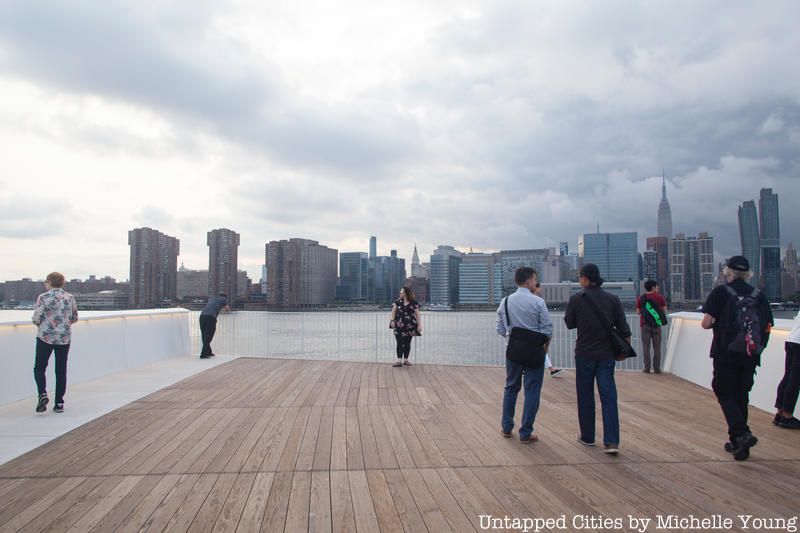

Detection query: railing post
(337, 312), (341, 361)
(301, 312), (305, 356)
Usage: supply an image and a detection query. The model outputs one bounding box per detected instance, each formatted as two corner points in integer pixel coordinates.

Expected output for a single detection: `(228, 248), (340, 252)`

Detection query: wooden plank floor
(1, 358), (799, 532)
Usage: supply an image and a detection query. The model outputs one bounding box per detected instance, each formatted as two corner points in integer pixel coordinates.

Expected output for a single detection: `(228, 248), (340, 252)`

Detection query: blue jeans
(502, 359), (545, 439)
(575, 357), (619, 445)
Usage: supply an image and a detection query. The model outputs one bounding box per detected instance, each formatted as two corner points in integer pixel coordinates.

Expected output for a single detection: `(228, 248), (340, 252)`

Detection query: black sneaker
(778, 416), (800, 429)
(200, 355), (212, 359)
(53, 403), (64, 413)
(36, 394), (49, 413)
(550, 368), (563, 377)
(731, 431), (757, 461)
(724, 441), (734, 453)
(773, 413), (782, 426)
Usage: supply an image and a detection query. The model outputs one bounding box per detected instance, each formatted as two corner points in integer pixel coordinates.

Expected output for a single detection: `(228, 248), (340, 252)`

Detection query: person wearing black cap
(564, 263), (631, 454)
(701, 255), (773, 460)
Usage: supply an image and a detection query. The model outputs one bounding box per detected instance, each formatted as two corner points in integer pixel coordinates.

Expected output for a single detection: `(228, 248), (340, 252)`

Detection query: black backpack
(723, 285), (764, 357)
(640, 295), (667, 328)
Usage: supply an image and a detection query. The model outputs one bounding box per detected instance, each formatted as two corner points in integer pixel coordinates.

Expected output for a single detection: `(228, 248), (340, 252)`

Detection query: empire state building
(657, 175), (672, 239)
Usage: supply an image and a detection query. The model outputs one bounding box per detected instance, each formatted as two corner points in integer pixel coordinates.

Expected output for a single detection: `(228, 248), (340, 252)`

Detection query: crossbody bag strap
(580, 292), (615, 333)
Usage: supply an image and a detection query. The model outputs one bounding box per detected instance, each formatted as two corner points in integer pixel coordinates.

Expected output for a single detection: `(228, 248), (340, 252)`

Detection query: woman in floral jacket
(32, 272), (78, 413)
(389, 286), (422, 367)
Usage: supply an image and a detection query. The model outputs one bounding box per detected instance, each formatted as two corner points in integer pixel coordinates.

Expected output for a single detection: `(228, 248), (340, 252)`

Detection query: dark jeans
(395, 334), (412, 358)
(712, 353), (757, 440)
(34, 338), (70, 404)
(641, 325), (662, 371)
(575, 357), (619, 445)
(502, 359), (545, 440)
(199, 315), (217, 356)
(775, 342), (800, 414)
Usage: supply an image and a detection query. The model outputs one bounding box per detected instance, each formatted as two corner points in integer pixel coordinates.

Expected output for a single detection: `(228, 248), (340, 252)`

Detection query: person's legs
(779, 342), (800, 416)
(393, 334), (404, 366)
(775, 342), (792, 412)
(519, 364), (545, 440)
(402, 336), (412, 359)
(595, 359), (620, 446)
(502, 359), (524, 434)
(199, 315), (212, 356)
(53, 344), (70, 406)
(736, 355), (757, 434)
(712, 356), (747, 441)
(651, 327), (662, 372)
(640, 326), (652, 372)
(33, 338), (53, 397)
(575, 357), (597, 444)
(206, 317), (218, 354)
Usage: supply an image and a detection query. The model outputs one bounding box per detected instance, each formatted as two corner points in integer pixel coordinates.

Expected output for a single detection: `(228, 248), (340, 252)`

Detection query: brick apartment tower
(128, 227), (180, 309)
(207, 228), (240, 304)
(266, 238), (337, 309)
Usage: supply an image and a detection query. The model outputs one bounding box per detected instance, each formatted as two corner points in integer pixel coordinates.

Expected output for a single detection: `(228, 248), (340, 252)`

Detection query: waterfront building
(643, 250), (658, 282)
(1, 278), (43, 305)
(176, 265), (209, 301)
(541, 256), (570, 283)
(738, 200), (761, 285)
(429, 245), (463, 306)
(207, 228), (240, 302)
(458, 253), (499, 305)
(128, 227), (180, 309)
(579, 232), (638, 282)
(670, 232), (714, 303)
(759, 187), (781, 300)
(496, 248), (550, 297)
(74, 290), (129, 310)
(540, 281), (637, 306)
(337, 252), (369, 302)
(266, 238), (337, 308)
(785, 243), (798, 279)
(237, 270), (250, 299)
(367, 250), (406, 304)
(369, 236), (377, 259)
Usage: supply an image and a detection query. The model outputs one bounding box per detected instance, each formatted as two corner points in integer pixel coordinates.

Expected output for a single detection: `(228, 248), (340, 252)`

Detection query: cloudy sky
(1, 1), (799, 282)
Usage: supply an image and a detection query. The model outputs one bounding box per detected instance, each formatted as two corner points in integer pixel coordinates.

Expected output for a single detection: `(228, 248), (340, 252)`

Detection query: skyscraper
(459, 253), (499, 305)
(497, 248), (550, 297)
(337, 252), (369, 302)
(410, 244), (427, 278)
(128, 227), (180, 309)
(738, 200), (761, 284)
(657, 174), (673, 239)
(646, 236), (670, 296)
(759, 187), (781, 300)
(265, 238), (337, 308)
(207, 228), (240, 302)
(368, 250), (406, 304)
(579, 232), (639, 282)
(670, 232), (714, 302)
(785, 243), (798, 279)
(369, 236), (377, 259)
(429, 245), (462, 306)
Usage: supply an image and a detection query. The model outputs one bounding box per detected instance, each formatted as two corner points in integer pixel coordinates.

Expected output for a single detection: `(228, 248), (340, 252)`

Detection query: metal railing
(188, 311), (666, 370)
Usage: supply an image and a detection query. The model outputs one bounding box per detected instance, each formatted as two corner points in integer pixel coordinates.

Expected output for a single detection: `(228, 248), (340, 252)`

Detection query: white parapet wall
(663, 311), (796, 413)
(0, 309), (192, 407)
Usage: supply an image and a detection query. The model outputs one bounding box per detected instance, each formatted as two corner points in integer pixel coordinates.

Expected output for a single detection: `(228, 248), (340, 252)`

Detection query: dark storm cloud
(0, 2), (418, 177)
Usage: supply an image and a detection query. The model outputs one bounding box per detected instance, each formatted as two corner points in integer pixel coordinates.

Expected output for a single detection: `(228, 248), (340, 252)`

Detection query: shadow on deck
(0, 358), (798, 532)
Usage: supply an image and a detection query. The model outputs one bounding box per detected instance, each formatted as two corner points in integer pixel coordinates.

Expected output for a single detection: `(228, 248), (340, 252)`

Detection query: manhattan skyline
(0, 2), (799, 281)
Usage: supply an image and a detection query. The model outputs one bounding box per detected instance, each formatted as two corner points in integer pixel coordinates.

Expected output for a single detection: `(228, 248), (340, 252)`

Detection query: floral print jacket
(32, 289), (79, 345)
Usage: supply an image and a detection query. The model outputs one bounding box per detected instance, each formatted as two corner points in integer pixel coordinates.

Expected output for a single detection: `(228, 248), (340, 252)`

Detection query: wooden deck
(1, 358), (799, 532)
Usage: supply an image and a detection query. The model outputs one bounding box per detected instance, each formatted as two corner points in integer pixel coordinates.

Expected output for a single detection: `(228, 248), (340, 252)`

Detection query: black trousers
(199, 315), (217, 356)
(776, 342), (800, 414)
(395, 334), (412, 359)
(712, 353), (757, 440)
(34, 338), (70, 404)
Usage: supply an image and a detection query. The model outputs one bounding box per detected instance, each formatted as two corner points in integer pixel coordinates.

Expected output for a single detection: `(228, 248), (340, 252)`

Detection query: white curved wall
(0, 309), (191, 406)
(663, 311), (796, 413)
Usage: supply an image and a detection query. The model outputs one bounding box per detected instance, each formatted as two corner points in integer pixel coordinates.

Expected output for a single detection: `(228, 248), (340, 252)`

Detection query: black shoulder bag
(581, 292), (637, 359)
(504, 295), (547, 369)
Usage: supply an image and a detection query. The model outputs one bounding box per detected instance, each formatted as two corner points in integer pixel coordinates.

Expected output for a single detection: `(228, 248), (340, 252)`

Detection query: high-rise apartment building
(429, 245), (462, 306)
(128, 227), (179, 309)
(459, 253), (499, 305)
(785, 243), (798, 283)
(579, 232), (638, 282)
(646, 236), (670, 297)
(559, 242), (569, 256)
(266, 238), (337, 308)
(657, 175), (673, 240)
(643, 250), (658, 282)
(759, 188), (781, 300)
(738, 200), (761, 284)
(207, 228), (240, 302)
(670, 232), (714, 303)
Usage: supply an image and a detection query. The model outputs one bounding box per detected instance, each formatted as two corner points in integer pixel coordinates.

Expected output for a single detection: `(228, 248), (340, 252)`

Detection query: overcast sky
(1, 1), (799, 282)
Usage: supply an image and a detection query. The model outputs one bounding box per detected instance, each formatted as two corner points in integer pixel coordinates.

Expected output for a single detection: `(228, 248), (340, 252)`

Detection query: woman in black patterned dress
(390, 286), (422, 367)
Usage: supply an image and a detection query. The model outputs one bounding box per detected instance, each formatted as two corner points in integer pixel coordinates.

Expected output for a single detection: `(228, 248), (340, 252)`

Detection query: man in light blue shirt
(496, 267), (553, 443)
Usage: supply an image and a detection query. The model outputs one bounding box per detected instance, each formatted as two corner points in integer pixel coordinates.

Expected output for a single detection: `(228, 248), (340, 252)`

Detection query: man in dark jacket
(701, 256), (773, 460)
(199, 293), (230, 359)
(564, 264), (631, 454)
